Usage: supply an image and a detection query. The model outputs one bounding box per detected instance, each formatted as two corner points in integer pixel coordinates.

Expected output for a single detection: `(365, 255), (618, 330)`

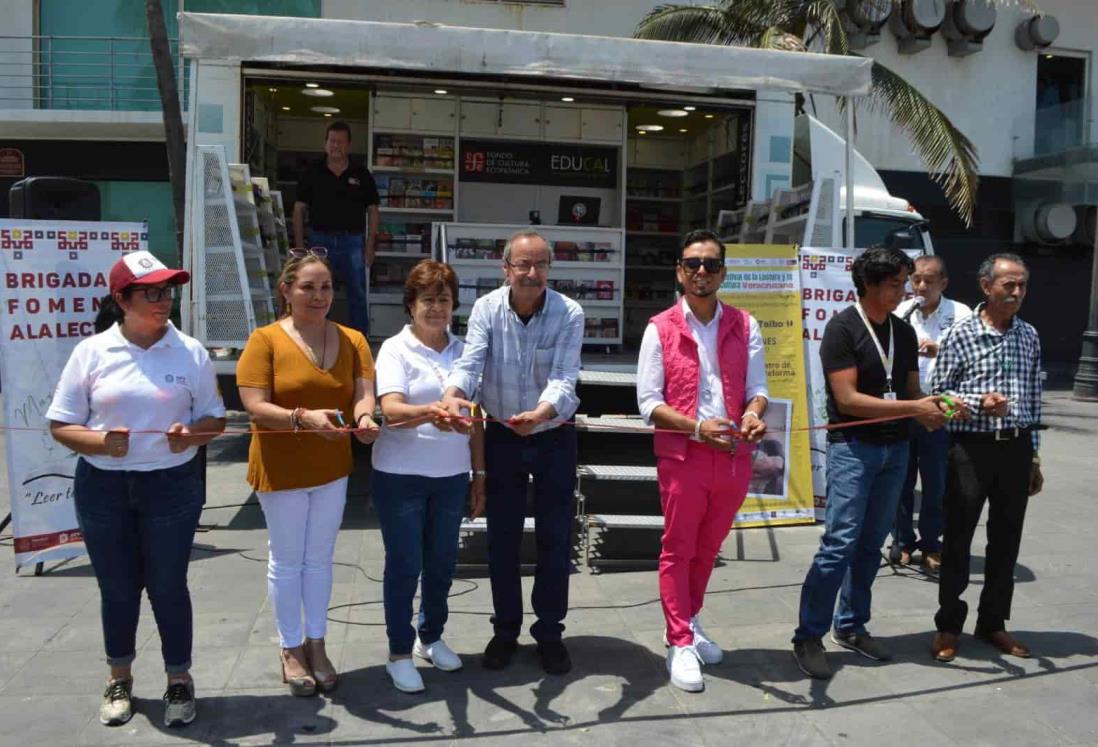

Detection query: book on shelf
(374, 134), (455, 170)
(548, 278), (574, 295)
(553, 241), (578, 262)
(584, 317), (619, 339)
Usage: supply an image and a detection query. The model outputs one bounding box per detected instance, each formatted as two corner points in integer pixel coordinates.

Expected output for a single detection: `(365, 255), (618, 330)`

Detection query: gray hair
(977, 253), (1028, 283)
(503, 229), (549, 263)
(914, 253), (948, 278)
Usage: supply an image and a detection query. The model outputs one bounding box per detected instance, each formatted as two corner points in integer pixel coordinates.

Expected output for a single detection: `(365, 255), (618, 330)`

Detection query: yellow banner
(720, 245), (814, 527)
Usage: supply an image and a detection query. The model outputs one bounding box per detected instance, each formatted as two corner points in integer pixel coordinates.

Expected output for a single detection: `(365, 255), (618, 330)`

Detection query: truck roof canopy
(179, 12), (872, 98)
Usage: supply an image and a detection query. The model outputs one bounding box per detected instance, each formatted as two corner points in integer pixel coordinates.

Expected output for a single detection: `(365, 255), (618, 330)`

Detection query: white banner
(0, 220), (147, 569)
(798, 247), (920, 519)
(798, 248), (860, 519)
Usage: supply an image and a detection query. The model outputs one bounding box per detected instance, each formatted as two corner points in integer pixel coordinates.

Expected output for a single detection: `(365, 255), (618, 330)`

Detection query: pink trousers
(657, 440), (752, 646)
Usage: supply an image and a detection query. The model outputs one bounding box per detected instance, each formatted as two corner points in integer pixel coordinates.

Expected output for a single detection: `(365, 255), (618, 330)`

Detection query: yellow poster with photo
(719, 245), (815, 527)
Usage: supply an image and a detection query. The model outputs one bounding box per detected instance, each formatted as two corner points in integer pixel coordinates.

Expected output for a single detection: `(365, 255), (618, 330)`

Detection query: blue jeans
(485, 423), (577, 643)
(74, 456), (204, 672)
(309, 230), (368, 336)
(370, 470), (468, 656)
(794, 439), (908, 642)
(893, 427), (950, 553)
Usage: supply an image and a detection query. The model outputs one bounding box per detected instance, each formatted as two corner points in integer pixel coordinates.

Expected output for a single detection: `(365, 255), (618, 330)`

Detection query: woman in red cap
(47, 250), (226, 729)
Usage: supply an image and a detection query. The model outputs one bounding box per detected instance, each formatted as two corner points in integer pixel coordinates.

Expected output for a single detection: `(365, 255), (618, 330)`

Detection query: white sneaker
(414, 638), (463, 672)
(385, 658), (425, 693)
(690, 615), (723, 665)
(666, 645), (704, 692)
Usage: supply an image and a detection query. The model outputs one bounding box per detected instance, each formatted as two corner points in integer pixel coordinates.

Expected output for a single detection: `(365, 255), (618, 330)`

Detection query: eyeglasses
(133, 285), (177, 303)
(679, 257), (724, 274)
(505, 260), (551, 273)
(289, 246), (329, 259)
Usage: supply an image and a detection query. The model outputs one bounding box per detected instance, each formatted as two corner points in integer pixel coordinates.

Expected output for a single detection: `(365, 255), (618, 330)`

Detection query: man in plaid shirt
(929, 253), (1044, 663)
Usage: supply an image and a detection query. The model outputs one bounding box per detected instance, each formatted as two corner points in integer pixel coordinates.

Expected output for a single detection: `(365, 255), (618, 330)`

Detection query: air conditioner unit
(1020, 202), (1077, 245)
(942, 0), (996, 57)
(1015, 13), (1060, 52)
(842, 0), (893, 50)
(889, 0), (947, 54)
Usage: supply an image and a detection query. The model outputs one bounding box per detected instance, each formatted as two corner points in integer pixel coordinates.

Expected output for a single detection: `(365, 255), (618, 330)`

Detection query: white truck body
(721, 114), (934, 253)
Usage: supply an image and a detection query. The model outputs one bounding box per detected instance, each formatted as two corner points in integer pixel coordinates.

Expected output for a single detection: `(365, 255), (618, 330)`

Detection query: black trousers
(934, 435), (1032, 635)
(484, 422), (578, 643)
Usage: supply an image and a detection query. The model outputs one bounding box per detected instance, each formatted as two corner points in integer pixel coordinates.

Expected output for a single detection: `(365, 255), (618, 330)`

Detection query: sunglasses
(679, 257), (724, 274)
(289, 246), (329, 259)
(131, 285), (177, 303)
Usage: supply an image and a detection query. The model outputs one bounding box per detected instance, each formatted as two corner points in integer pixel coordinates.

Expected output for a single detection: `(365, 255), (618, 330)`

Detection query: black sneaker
(793, 639), (832, 680)
(537, 640), (572, 675)
(482, 636), (518, 670)
(99, 677), (133, 726)
(830, 631), (893, 662)
(163, 680), (196, 727)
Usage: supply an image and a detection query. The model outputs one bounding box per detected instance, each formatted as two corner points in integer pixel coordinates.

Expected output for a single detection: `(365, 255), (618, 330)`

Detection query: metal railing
(0, 35), (187, 112)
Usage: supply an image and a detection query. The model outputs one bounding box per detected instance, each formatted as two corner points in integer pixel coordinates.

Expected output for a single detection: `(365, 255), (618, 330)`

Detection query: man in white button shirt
(892, 255), (972, 570)
(636, 230), (769, 693)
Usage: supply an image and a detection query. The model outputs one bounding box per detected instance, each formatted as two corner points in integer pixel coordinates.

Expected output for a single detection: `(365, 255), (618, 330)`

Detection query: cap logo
(122, 250), (167, 279)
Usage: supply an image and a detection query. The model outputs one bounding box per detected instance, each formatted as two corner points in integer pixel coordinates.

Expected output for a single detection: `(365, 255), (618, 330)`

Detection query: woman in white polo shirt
(47, 251), (225, 729)
(372, 259), (486, 693)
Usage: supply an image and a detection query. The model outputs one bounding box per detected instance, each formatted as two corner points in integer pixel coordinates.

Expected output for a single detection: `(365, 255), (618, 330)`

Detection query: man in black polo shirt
(293, 121), (380, 336)
(792, 247), (952, 680)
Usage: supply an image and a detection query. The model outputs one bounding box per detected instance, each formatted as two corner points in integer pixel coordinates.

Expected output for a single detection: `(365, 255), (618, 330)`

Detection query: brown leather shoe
(977, 630), (1031, 658)
(922, 552), (942, 572)
(931, 631), (958, 662)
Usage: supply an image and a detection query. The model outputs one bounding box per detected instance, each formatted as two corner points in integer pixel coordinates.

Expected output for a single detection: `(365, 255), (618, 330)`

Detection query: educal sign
(460, 139), (617, 188)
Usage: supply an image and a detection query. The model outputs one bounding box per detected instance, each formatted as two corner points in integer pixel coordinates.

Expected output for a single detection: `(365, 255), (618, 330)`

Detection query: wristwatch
(1031, 455), (1041, 466)
(471, 469), (487, 479)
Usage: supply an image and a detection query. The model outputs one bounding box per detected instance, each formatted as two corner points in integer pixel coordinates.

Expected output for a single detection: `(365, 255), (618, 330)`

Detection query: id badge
(883, 392), (898, 401)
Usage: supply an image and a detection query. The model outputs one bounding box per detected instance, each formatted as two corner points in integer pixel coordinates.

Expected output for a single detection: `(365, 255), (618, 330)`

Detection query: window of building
(1035, 52), (1089, 155)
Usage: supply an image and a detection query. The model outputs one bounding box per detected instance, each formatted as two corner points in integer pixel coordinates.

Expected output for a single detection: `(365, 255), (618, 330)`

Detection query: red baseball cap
(109, 251), (190, 295)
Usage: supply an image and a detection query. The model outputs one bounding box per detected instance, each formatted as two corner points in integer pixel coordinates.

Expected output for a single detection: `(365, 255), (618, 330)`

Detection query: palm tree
(635, 1), (979, 226)
(146, 0), (186, 257)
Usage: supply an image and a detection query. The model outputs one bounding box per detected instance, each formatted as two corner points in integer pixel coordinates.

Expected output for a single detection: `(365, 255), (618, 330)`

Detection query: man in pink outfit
(636, 230), (769, 692)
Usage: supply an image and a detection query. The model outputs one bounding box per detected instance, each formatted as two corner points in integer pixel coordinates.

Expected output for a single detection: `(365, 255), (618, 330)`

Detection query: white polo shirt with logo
(46, 322), (226, 471)
(896, 295), (973, 391)
(372, 325), (471, 478)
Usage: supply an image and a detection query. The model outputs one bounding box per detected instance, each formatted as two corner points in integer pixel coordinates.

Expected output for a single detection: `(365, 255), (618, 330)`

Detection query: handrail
(0, 34), (187, 112)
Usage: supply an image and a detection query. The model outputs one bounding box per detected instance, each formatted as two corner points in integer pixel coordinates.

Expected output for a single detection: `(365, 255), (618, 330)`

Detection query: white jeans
(257, 476), (348, 648)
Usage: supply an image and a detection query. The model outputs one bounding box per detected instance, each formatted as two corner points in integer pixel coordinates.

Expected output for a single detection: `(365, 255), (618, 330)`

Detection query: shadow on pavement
(114, 628), (1098, 744)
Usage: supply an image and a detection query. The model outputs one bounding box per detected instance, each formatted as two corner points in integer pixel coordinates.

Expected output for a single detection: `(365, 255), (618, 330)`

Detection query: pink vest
(652, 301), (751, 463)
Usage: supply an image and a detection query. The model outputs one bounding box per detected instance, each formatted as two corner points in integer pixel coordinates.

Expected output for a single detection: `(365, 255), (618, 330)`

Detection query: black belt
(310, 228), (363, 236)
(953, 427), (1031, 443)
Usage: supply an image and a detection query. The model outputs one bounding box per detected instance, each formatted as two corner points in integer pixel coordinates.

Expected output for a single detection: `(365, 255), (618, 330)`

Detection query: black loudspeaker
(9, 177), (101, 220)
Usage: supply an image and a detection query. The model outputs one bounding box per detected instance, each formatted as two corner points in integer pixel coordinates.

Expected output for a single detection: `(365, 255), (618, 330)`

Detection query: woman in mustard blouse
(237, 251), (379, 696)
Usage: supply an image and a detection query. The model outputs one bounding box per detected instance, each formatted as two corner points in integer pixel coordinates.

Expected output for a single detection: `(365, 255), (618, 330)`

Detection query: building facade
(2, 0), (1095, 373)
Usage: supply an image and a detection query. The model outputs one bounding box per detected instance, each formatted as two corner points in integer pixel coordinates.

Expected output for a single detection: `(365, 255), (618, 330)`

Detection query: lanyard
(855, 302), (894, 392)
